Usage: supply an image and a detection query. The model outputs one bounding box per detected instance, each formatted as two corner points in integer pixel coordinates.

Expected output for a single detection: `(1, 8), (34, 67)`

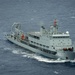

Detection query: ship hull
(6, 36), (75, 60)
(56, 50), (75, 60)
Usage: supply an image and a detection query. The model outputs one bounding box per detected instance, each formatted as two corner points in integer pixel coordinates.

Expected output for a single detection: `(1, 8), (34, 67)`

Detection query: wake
(11, 48), (75, 64)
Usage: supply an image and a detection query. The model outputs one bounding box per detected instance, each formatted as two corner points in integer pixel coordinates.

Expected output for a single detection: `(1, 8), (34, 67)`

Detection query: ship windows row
(29, 44), (56, 55)
(31, 41), (49, 48)
(29, 34), (40, 39)
(53, 36), (69, 38)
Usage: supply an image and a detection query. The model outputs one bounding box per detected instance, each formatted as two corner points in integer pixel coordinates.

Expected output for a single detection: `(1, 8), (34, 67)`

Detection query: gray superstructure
(6, 20), (75, 60)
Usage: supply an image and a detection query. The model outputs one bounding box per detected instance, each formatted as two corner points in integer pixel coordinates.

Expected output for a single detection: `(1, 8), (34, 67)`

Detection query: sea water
(0, 0), (75, 75)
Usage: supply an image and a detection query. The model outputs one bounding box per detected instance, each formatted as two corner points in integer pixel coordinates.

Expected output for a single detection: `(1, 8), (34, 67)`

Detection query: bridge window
(30, 41), (49, 48)
(29, 34), (40, 39)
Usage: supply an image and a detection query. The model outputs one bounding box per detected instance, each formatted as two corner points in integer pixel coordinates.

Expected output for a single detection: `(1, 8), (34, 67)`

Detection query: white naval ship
(6, 20), (75, 60)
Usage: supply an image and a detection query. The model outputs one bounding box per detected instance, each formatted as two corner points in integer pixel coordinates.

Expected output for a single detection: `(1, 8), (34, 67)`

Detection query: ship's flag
(54, 19), (57, 27)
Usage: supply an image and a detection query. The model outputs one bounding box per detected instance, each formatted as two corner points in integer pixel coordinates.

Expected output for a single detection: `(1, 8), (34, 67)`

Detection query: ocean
(0, 0), (75, 75)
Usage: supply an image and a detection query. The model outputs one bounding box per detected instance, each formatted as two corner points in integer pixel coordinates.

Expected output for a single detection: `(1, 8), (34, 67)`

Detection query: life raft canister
(63, 48), (68, 51)
(21, 34), (25, 40)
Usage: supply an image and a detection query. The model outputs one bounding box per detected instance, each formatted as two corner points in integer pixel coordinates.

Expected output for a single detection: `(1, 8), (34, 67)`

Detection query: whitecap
(30, 18), (34, 21)
(71, 16), (75, 19)
(4, 47), (11, 50)
(54, 71), (59, 74)
(12, 50), (21, 54)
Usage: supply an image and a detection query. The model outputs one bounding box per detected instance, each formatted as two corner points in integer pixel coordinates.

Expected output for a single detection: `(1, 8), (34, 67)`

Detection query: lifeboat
(21, 34), (25, 40)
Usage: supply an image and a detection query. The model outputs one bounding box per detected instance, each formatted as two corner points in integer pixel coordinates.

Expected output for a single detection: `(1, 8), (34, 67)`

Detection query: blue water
(0, 0), (75, 75)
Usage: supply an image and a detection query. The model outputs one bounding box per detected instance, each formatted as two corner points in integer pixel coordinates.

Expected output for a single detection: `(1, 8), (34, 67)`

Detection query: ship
(6, 20), (75, 60)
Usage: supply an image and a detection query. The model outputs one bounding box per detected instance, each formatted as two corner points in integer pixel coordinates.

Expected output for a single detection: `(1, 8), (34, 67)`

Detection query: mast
(53, 19), (58, 34)
(40, 26), (45, 35)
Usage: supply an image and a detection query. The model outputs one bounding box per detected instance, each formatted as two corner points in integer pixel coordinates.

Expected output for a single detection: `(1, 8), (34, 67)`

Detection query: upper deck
(27, 19), (70, 40)
(28, 32), (41, 36)
(52, 32), (70, 38)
